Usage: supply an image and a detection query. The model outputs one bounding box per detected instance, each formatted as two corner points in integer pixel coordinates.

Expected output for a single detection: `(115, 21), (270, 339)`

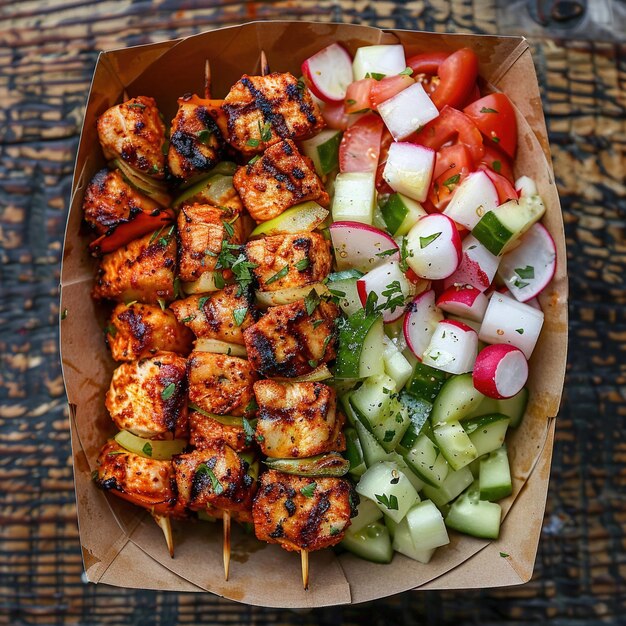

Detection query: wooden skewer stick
(153, 513), (174, 558)
(223, 510), (231, 581)
(260, 50), (270, 77)
(301, 549), (309, 591)
(122, 89), (130, 102)
(204, 59), (212, 100)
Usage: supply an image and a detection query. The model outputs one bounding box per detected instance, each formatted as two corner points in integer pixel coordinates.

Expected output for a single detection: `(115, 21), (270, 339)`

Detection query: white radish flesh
(356, 260), (416, 323)
(443, 171), (499, 230)
(479, 293), (544, 359)
(514, 175), (538, 198)
(329, 221), (399, 273)
(422, 319), (478, 375)
(383, 142), (435, 202)
(405, 213), (462, 280)
(352, 45), (407, 81)
(473, 344), (529, 399)
(436, 285), (488, 322)
(378, 82), (439, 141)
(497, 223), (557, 302)
(443, 235), (500, 292)
(403, 290), (444, 359)
(301, 43), (353, 103)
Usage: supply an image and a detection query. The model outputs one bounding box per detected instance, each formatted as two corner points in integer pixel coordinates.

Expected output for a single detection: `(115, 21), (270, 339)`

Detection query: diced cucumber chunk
(380, 193), (426, 236)
(406, 362), (447, 402)
(430, 373), (485, 426)
(354, 419), (392, 467)
(382, 337), (413, 389)
(339, 392), (359, 426)
(391, 516), (436, 563)
(467, 396), (500, 418)
(335, 309), (385, 379)
(432, 421), (478, 471)
(342, 521), (393, 563)
(301, 129), (342, 176)
(328, 276), (363, 317)
(497, 387), (529, 428)
(349, 497), (383, 533)
(402, 433), (450, 487)
(479, 445), (513, 501)
(397, 392), (432, 450)
(422, 465), (474, 508)
(389, 452), (425, 493)
(331, 172), (376, 224)
(445, 483), (502, 539)
(463, 414), (510, 457)
(345, 427), (367, 478)
(356, 461), (420, 523)
(406, 500), (450, 551)
(472, 194), (545, 256)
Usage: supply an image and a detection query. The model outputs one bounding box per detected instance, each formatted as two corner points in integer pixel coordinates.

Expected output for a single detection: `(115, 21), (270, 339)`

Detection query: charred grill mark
(300, 495), (330, 547)
(240, 76), (290, 137)
(117, 308), (148, 350)
(286, 82), (318, 125)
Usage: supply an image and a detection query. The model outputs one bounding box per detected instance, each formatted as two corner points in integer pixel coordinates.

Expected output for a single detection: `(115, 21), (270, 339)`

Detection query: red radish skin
(437, 285), (488, 322)
(443, 235), (500, 292)
(403, 290), (443, 359)
(473, 344), (528, 399)
(301, 43), (353, 103)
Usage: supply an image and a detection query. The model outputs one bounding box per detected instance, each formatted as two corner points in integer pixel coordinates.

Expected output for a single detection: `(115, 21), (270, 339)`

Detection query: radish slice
(403, 290), (444, 359)
(514, 175), (538, 198)
(443, 171), (498, 230)
(422, 319), (478, 375)
(473, 344), (528, 399)
(436, 285), (488, 322)
(352, 45), (407, 81)
(443, 235), (500, 292)
(329, 221), (399, 273)
(356, 261), (416, 323)
(383, 143), (435, 202)
(497, 223), (557, 303)
(479, 292), (544, 359)
(301, 43), (353, 103)
(378, 82), (439, 141)
(405, 214), (462, 280)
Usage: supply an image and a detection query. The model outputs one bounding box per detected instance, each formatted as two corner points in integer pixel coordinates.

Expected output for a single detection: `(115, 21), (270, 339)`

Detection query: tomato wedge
(319, 99), (349, 130)
(464, 93), (518, 159)
(339, 113), (384, 173)
(406, 51), (449, 76)
(429, 144), (474, 211)
(344, 78), (375, 114)
(480, 144), (515, 183)
(369, 74), (414, 110)
(411, 106), (485, 164)
(479, 166), (519, 204)
(430, 48), (478, 110)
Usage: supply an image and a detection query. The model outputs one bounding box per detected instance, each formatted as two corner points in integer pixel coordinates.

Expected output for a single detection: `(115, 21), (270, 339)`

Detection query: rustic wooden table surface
(1, 1), (624, 624)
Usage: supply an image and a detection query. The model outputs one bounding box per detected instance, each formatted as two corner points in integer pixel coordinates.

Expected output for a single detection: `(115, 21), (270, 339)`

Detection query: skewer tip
(122, 89), (130, 102)
(223, 511), (231, 581)
(204, 59), (212, 100)
(260, 50), (270, 76)
(301, 549), (309, 591)
(154, 514), (174, 558)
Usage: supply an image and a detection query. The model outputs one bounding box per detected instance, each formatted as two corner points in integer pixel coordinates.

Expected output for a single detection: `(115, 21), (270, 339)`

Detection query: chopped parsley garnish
(213, 272), (226, 289)
(480, 107), (498, 114)
(516, 328), (525, 334)
(311, 319), (325, 329)
(245, 398), (258, 414)
(222, 219), (235, 239)
(242, 417), (256, 446)
(248, 154), (261, 165)
(231, 254), (258, 295)
(383, 430), (396, 443)
(265, 264), (289, 285)
(399, 67), (414, 76)
(513, 278), (530, 289)
(375, 248), (398, 259)
(142, 442), (153, 457)
(346, 98), (357, 105)
(294, 258), (310, 271)
(197, 129), (212, 143)
(499, 552), (509, 558)
(127, 102), (146, 109)
(246, 138), (260, 148)
(304, 289), (321, 316)
(442, 173), (461, 192)
(161, 140), (169, 156)
(308, 359), (319, 369)
(300, 482), (317, 498)
(173, 276), (183, 299)
(492, 160), (502, 173)
(195, 463), (224, 495)
(419, 232), (441, 249)
(181, 315), (195, 323)
(364, 290), (379, 316)
(375, 493), (398, 511)
(161, 382), (176, 400)
(514, 265), (535, 279)
(104, 324), (117, 337)
(329, 526), (341, 536)
(399, 236), (412, 272)
(380, 280), (405, 313)
(233, 306), (248, 327)
(328, 288), (346, 298)
(198, 296), (210, 310)
(365, 72), (386, 80)
(258, 120), (272, 142)
(491, 135), (500, 143)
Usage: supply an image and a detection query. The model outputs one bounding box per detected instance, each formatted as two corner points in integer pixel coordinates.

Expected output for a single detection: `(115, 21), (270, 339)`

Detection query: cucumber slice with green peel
(406, 500), (450, 551)
(335, 309), (385, 379)
(432, 421), (478, 471)
(327, 275), (363, 317)
(406, 362), (447, 403)
(430, 373), (485, 426)
(422, 465), (474, 508)
(479, 445), (513, 501)
(472, 194), (546, 256)
(356, 461), (420, 523)
(389, 452), (425, 493)
(463, 414), (510, 457)
(301, 129), (342, 176)
(345, 427), (367, 478)
(497, 387), (529, 428)
(401, 433), (450, 487)
(114, 431), (187, 460)
(382, 337), (413, 390)
(467, 396), (500, 419)
(172, 172), (234, 209)
(397, 392), (432, 451)
(341, 521), (393, 563)
(381, 193), (427, 236)
(349, 497), (384, 534)
(331, 172), (377, 224)
(249, 201), (329, 238)
(445, 483), (502, 539)
(339, 392), (359, 427)
(391, 517), (436, 564)
(354, 419), (393, 467)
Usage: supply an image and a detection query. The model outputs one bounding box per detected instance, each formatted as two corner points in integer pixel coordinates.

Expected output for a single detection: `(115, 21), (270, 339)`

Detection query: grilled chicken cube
(254, 381), (345, 458)
(106, 352), (188, 439)
(177, 204), (246, 283)
(95, 440), (184, 517)
(168, 95), (224, 180)
(222, 72), (324, 156)
(187, 351), (257, 417)
(253, 470), (356, 552)
(92, 229), (176, 303)
(106, 302), (194, 361)
(82, 168), (162, 236)
(233, 140), (329, 223)
(189, 412), (251, 453)
(243, 299), (339, 378)
(169, 285), (256, 345)
(173, 444), (256, 519)
(245, 231), (332, 292)
(97, 96), (167, 179)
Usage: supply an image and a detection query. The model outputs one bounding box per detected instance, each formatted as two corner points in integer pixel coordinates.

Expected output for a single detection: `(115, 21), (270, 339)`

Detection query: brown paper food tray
(60, 21), (568, 608)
